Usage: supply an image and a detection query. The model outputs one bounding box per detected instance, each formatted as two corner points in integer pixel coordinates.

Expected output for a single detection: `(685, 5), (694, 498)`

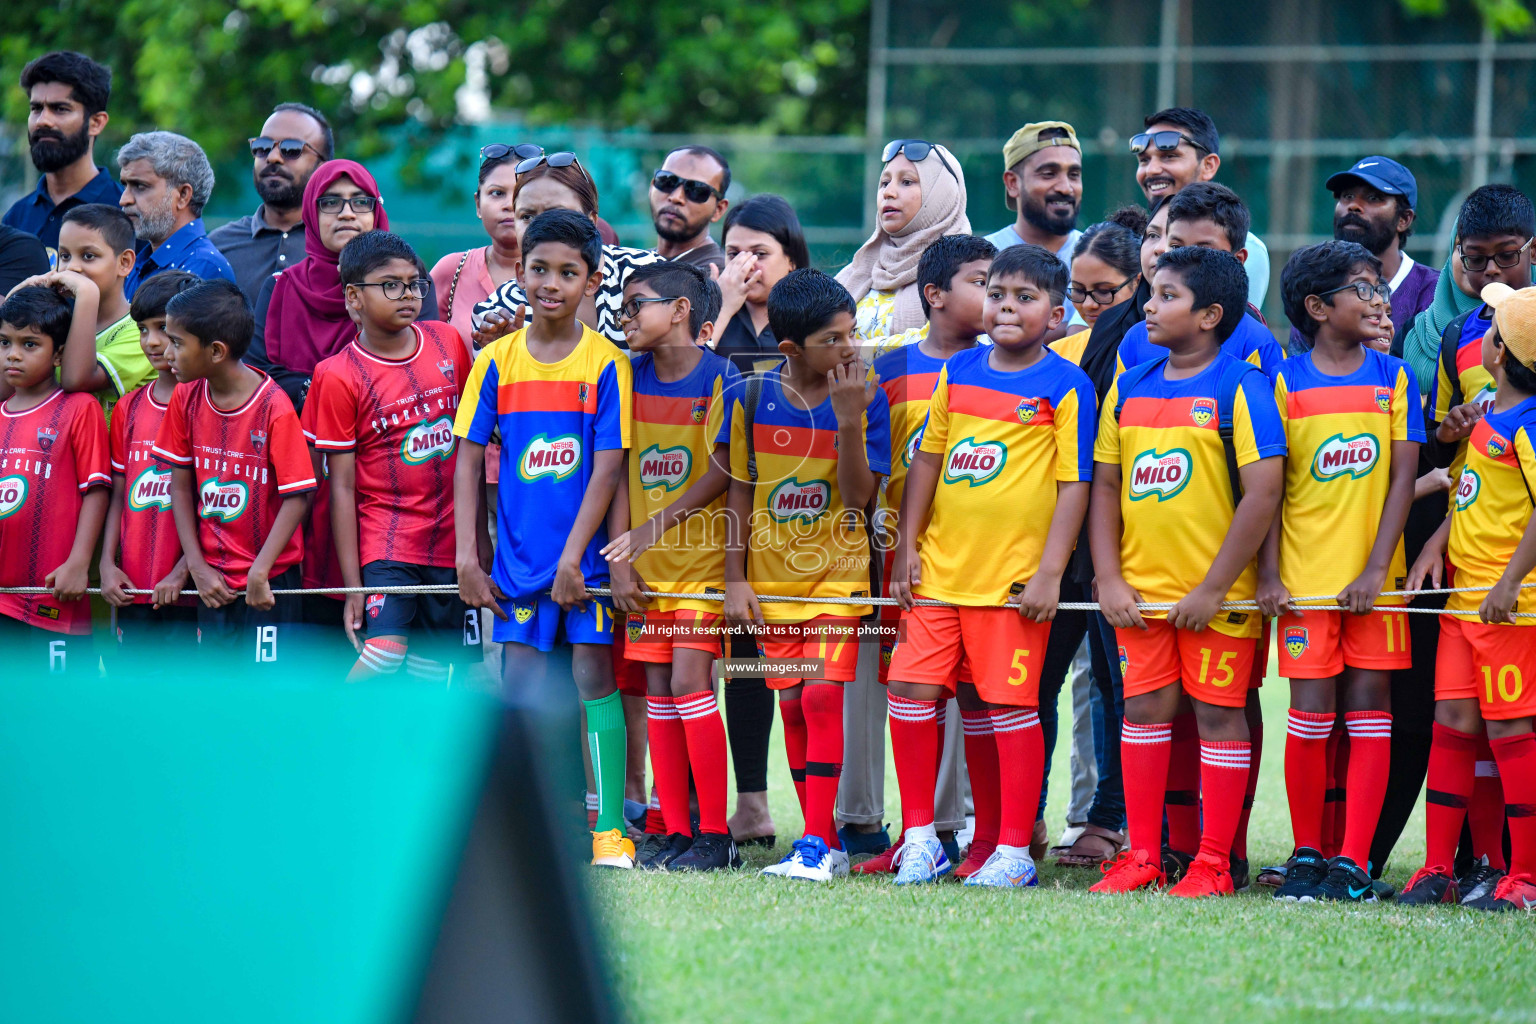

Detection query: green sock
(583, 690), (627, 833)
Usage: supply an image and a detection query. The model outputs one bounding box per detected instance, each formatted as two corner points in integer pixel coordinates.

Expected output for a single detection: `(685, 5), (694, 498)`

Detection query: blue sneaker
(782, 836), (850, 882)
(963, 848), (1039, 888)
(893, 833), (953, 885)
(838, 823), (892, 857)
(624, 798), (649, 832)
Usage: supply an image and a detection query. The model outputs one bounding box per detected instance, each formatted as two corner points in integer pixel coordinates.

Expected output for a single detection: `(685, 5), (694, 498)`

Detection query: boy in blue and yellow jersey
(1260, 241), (1424, 902)
(724, 269), (890, 883)
(452, 210), (636, 869)
(1402, 282), (1536, 911)
(601, 261), (743, 873)
(886, 243), (1095, 888)
(1090, 246), (1286, 897)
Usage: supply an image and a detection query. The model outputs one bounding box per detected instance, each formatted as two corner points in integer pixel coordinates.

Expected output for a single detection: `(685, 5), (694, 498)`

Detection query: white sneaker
(963, 848), (1038, 888)
(760, 847), (802, 877)
(780, 836), (850, 882)
(893, 833), (952, 885)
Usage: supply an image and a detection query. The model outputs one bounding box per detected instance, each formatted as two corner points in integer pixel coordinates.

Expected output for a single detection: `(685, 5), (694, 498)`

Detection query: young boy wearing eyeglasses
(303, 230), (479, 684)
(1256, 240), (1424, 902)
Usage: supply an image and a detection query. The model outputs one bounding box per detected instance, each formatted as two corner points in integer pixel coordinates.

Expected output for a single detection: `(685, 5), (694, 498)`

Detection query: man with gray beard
(117, 131), (235, 298)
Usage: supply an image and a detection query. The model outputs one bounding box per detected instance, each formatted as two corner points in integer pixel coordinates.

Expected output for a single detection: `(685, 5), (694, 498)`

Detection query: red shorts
(887, 604), (1049, 707)
(611, 631), (648, 696)
(758, 615), (861, 689)
(1277, 607), (1412, 679)
(875, 547), (970, 685)
(1435, 616), (1536, 720)
(1251, 616), (1270, 690)
(621, 609), (724, 663)
(1116, 619), (1256, 709)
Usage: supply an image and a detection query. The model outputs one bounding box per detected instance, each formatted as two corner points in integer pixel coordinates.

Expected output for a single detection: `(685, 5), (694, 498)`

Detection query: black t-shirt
(0, 225), (50, 294)
(713, 307), (784, 375)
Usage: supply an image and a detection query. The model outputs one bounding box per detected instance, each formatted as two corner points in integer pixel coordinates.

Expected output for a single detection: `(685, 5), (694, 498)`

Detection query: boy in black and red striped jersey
(152, 279), (317, 666)
(99, 271), (202, 656)
(304, 232), (479, 682)
(0, 286), (110, 675)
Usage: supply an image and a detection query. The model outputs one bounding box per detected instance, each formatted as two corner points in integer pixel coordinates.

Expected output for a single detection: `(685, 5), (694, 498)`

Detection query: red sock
(991, 706), (1043, 849)
(961, 709), (1000, 850)
(677, 691), (729, 836)
(1234, 714), (1262, 861)
(1197, 740), (1251, 872)
(1121, 721), (1172, 856)
(801, 684), (844, 847)
(1471, 735), (1509, 871)
(1340, 711), (1392, 865)
(646, 696), (690, 835)
(1490, 732), (1536, 878)
(644, 788), (665, 835)
(889, 694), (938, 832)
(1166, 712), (1201, 855)
(780, 696), (808, 817)
(1285, 709), (1334, 851)
(1425, 722), (1478, 870)
(1320, 723), (1347, 858)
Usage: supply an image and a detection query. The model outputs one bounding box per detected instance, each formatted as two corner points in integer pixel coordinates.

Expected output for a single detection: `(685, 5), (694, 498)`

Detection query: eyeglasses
(1129, 130), (1209, 156)
(652, 170), (723, 204)
(1067, 276), (1138, 305)
(1457, 237), (1534, 272)
(249, 136), (324, 160)
(881, 139), (959, 180)
(618, 295), (680, 322)
(354, 279), (429, 300)
(1317, 280), (1392, 302)
(480, 143), (544, 164)
(316, 194), (379, 214)
(515, 151), (584, 175)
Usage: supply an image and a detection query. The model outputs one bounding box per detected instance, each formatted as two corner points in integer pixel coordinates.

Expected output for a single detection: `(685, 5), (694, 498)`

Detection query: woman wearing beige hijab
(837, 140), (971, 342)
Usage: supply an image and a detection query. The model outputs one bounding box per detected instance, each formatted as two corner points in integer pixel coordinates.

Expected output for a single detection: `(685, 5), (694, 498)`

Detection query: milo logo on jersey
(0, 474), (27, 520)
(943, 438), (1007, 486)
(767, 478), (831, 523)
(401, 415), (455, 465)
(1456, 467), (1482, 510)
(199, 478), (250, 522)
(1284, 626), (1309, 659)
(900, 424), (923, 468)
(638, 444), (692, 492)
(518, 434), (582, 482)
(1311, 433), (1379, 482)
(128, 464), (173, 511)
(1471, 381), (1497, 413)
(1128, 448), (1191, 501)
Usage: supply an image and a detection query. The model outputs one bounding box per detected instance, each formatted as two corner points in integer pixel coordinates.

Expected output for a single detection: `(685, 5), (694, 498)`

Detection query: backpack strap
(1439, 312), (1466, 413)
(1216, 358), (1260, 508)
(445, 249), (472, 323)
(742, 373), (763, 483)
(1112, 358), (1166, 423)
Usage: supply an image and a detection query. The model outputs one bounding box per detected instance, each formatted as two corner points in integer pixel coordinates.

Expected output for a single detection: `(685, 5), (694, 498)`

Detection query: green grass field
(590, 675), (1536, 1023)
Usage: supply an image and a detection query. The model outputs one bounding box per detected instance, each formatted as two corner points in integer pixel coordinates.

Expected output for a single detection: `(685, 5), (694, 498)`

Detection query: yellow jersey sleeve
(916, 365), (951, 456)
(1094, 379), (1123, 464)
(1434, 353), (1455, 423)
(1392, 365), (1413, 442)
(1053, 385), (1091, 482)
(728, 397), (748, 480)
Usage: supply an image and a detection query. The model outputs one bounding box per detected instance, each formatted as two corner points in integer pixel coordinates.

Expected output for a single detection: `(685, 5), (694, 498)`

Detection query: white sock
(905, 823), (938, 843)
(995, 844), (1033, 862)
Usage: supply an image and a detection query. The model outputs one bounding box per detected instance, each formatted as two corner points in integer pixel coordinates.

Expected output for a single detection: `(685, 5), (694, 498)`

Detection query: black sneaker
(1162, 846), (1194, 884)
(1229, 856), (1250, 892)
(1458, 856), (1507, 908)
(1398, 866), (1460, 905)
(1274, 848), (1328, 901)
(1309, 856), (1378, 903)
(669, 833), (741, 872)
(1371, 878), (1396, 901)
(637, 832), (692, 871)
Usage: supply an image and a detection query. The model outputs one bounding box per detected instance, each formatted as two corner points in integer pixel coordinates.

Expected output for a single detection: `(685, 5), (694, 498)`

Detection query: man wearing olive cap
(984, 120), (1084, 267)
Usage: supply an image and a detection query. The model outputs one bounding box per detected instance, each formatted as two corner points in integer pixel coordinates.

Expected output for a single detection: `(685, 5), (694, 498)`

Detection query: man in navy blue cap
(1289, 156), (1439, 353)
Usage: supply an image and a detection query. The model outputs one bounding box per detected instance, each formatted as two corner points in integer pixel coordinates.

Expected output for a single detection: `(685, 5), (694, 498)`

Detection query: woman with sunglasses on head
(472, 152), (664, 347)
(837, 139), (970, 342)
(710, 194), (811, 375)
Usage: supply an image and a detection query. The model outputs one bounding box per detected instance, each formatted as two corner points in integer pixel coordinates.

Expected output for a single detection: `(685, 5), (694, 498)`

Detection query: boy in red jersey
(1090, 247), (1286, 897)
(152, 279), (316, 665)
(1402, 282), (1536, 911)
(603, 261), (742, 872)
(1260, 241), (1424, 902)
(100, 270), (202, 657)
(887, 243), (1095, 887)
(0, 286), (110, 675)
(304, 232), (478, 683)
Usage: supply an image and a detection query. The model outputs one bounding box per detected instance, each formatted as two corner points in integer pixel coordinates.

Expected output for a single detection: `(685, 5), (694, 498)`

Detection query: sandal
(1054, 824), (1127, 867)
(1048, 823), (1088, 859)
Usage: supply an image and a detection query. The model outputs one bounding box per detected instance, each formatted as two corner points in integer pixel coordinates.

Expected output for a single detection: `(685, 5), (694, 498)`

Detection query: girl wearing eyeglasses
(1051, 207), (1150, 365)
(836, 140), (971, 342)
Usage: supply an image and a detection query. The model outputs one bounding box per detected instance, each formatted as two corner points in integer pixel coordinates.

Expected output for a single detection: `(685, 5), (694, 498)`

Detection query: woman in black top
(710, 194), (810, 375)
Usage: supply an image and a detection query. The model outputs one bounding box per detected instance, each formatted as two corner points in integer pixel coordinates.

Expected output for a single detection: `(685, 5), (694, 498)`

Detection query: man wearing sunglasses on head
(210, 103), (333, 305)
(1131, 107), (1271, 308)
(648, 145), (730, 273)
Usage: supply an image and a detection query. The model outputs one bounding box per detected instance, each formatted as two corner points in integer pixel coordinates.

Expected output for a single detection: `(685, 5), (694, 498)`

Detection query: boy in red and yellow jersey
(886, 243), (1095, 887)
(1402, 282), (1536, 911)
(1261, 241), (1424, 902)
(724, 269), (890, 883)
(1090, 246), (1285, 897)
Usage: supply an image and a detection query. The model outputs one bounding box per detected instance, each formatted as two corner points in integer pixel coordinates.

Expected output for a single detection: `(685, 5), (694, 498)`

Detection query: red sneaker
(851, 837), (904, 875)
(1166, 856), (1235, 898)
(955, 839), (996, 880)
(1488, 872), (1536, 912)
(1088, 848), (1165, 893)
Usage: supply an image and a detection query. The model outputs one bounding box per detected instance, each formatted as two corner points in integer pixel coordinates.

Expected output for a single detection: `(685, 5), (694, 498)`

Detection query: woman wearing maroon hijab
(246, 159), (440, 629)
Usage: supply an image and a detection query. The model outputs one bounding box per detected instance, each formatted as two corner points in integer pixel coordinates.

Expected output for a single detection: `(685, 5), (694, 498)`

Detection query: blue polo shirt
(2, 165), (122, 260)
(123, 217), (237, 299)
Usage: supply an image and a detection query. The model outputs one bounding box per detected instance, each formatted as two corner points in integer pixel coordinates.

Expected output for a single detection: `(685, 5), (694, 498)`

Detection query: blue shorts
(494, 593), (616, 650)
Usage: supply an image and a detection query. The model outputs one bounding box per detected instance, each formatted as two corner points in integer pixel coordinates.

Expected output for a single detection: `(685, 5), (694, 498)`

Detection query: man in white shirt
(983, 120), (1085, 324)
